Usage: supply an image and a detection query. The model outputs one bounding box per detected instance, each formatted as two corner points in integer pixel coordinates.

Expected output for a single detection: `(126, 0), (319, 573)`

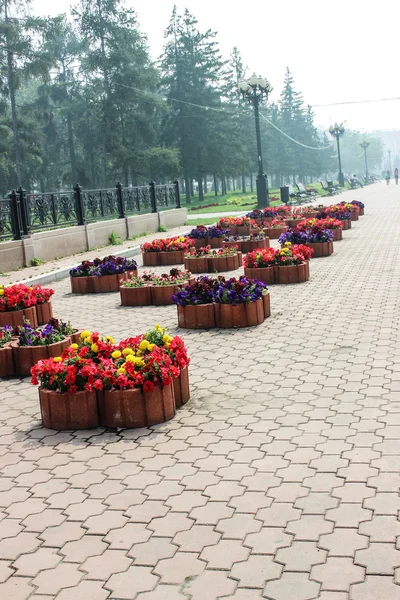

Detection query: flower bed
(13, 320), (73, 376)
(263, 217), (289, 239)
(141, 237), (194, 266)
(243, 244), (313, 284)
(70, 256), (138, 294)
(184, 246), (242, 273)
(351, 200), (364, 216)
(0, 326), (15, 378)
(120, 270), (193, 306)
(31, 326), (191, 429)
(223, 234), (269, 254)
(217, 216), (254, 236)
(172, 276), (270, 329)
(0, 283), (55, 328)
(187, 226), (230, 249)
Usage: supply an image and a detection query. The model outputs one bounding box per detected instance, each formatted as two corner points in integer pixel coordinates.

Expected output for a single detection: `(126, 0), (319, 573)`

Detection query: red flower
(143, 380), (154, 392)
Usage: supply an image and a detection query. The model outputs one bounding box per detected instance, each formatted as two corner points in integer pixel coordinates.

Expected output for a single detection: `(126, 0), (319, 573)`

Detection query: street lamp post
(238, 74), (273, 208)
(329, 123), (345, 187)
(360, 141), (370, 181)
(388, 150), (392, 174)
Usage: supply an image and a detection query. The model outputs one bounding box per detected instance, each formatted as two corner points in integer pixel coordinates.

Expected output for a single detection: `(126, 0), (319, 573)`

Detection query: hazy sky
(31, 0), (400, 133)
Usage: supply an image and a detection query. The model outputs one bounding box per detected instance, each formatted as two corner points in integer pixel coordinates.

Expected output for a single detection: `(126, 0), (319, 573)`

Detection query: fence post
(8, 189), (22, 240)
(116, 182), (125, 218)
(149, 180), (157, 213)
(174, 179), (181, 209)
(74, 184), (85, 225)
(17, 187), (29, 236)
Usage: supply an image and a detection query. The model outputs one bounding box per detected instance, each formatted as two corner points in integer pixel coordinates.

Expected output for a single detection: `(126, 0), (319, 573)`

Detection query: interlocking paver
(355, 543), (400, 574)
(311, 557), (365, 591)
(217, 514), (263, 539)
(245, 527), (293, 554)
(350, 575), (400, 599)
(286, 515), (333, 541)
(105, 565), (158, 598)
(32, 562), (83, 595)
(200, 539), (250, 569)
(54, 580), (110, 600)
(264, 572), (321, 600)
(81, 549), (132, 579)
(231, 555), (282, 588)
(318, 529), (368, 556)
(359, 515), (400, 542)
(12, 547), (61, 576)
(154, 552), (205, 584)
(186, 570), (237, 599)
(275, 541), (327, 571)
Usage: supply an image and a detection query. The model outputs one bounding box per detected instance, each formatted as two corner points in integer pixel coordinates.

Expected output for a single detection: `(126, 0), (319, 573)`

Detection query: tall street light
(388, 150), (392, 174)
(238, 73), (273, 208)
(360, 141), (370, 181)
(329, 123), (345, 187)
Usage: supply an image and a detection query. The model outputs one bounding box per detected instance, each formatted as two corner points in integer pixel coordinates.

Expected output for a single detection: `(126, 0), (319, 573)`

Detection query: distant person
(386, 170), (391, 185)
(352, 174), (363, 188)
(395, 168), (399, 185)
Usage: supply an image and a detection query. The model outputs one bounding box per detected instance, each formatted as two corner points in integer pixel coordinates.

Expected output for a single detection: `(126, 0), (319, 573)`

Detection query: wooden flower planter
(351, 210), (359, 222)
(208, 253), (241, 273)
(263, 293), (271, 318)
(262, 217), (274, 225)
(13, 338), (71, 377)
(0, 344), (15, 378)
(264, 227), (288, 239)
(177, 304), (216, 329)
(237, 225), (251, 236)
(184, 256), (209, 274)
(244, 266), (275, 284)
(35, 302), (53, 326)
(158, 251), (184, 266)
(173, 366), (190, 408)
(286, 218), (303, 228)
(341, 220), (351, 230)
(193, 238), (208, 250)
(359, 208), (364, 216)
(222, 241), (242, 251)
(98, 384), (175, 428)
(71, 272), (135, 294)
(39, 388), (99, 430)
(70, 330), (83, 345)
(142, 252), (159, 267)
(120, 286), (152, 307)
(226, 225), (238, 235)
(0, 307), (38, 329)
(214, 298), (265, 328)
(275, 263), (309, 284)
(241, 238), (270, 254)
(307, 241), (334, 258)
(332, 229), (343, 241)
(151, 285), (180, 306)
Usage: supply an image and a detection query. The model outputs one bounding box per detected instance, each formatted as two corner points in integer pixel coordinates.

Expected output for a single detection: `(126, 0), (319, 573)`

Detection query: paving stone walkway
(0, 182), (399, 599)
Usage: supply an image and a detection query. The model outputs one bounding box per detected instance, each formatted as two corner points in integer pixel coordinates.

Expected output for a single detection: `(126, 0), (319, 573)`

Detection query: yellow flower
(139, 340), (150, 351)
(117, 367), (126, 375)
(162, 334), (173, 344)
(132, 357), (145, 368)
(111, 350), (122, 359)
(70, 343), (78, 350)
(91, 343), (99, 353)
(125, 355), (135, 362)
(104, 336), (114, 344)
(80, 330), (91, 339)
(0, 290), (4, 296)
(53, 357), (62, 363)
(122, 348), (134, 356)
(147, 343), (155, 351)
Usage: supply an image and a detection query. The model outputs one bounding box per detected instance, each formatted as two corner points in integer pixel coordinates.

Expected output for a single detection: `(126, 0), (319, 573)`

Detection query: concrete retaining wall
(0, 209), (187, 272)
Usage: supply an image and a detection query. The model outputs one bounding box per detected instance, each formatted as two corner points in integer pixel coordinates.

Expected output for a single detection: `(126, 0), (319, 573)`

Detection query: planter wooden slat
(39, 388), (99, 430)
(0, 306), (38, 329)
(173, 367), (190, 408)
(35, 302), (53, 326)
(0, 345), (15, 378)
(177, 304), (216, 329)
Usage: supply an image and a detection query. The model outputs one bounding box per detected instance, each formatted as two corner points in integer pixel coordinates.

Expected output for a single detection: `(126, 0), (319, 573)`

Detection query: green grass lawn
(182, 183), (329, 215)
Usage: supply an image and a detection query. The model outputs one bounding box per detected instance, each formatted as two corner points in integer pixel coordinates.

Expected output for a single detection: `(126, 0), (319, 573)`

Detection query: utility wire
(259, 113), (332, 151)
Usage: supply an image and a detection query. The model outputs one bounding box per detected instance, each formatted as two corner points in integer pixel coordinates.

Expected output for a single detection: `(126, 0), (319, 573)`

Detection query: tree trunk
(198, 177), (204, 202)
(242, 175), (246, 193)
(190, 179), (194, 197)
(185, 175), (191, 204)
(222, 178), (227, 195)
(250, 173), (253, 193)
(204, 175), (207, 194)
(213, 173), (218, 196)
(5, 0), (22, 186)
(227, 178), (231, 192)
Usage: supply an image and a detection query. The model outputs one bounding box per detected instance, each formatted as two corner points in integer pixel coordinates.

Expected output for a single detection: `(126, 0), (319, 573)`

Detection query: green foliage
(30, 257), (44, 266)
(158, 225), (167, 233)
(108, 231), (122, 245)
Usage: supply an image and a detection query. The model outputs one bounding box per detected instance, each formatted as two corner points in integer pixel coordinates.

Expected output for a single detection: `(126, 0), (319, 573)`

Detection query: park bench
(320, 181), (337, 195)
(296, 182), (317, 197)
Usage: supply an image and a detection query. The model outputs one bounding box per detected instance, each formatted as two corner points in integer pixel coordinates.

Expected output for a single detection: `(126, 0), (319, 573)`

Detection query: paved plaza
(1, 183), (400, 599)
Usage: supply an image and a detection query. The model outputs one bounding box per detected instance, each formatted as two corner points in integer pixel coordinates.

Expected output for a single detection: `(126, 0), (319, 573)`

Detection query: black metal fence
(0, 181), (181, 242)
